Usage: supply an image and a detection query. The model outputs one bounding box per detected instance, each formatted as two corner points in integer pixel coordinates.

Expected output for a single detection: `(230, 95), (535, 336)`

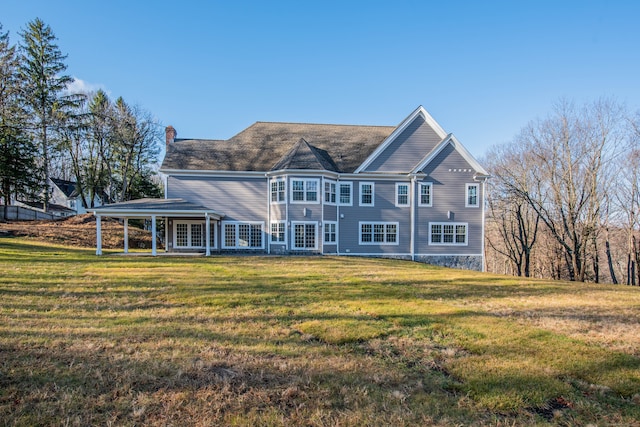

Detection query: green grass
(1, 238), (639, 426)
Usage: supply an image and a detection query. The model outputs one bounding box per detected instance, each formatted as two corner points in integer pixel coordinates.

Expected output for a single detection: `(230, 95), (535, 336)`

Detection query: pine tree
(18, 18), (75, 210)
(0, 23), (38, 219)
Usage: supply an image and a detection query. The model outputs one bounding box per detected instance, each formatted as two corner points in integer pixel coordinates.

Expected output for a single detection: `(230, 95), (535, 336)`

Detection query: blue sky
(3, 1), (640, 158)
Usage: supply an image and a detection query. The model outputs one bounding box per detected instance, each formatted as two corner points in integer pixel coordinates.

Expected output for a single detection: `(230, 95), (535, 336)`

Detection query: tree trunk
(605, 239), (618, 284)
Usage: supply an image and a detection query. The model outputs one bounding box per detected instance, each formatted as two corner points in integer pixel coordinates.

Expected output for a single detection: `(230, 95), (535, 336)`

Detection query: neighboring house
(148, 105), (489, 270)
(49, 178), (102, 215)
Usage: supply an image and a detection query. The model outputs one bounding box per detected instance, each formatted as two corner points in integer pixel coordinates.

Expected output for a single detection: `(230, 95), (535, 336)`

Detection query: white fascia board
(354, 106), (448, 174)
(267, 169), (340, 178)
(411, 134), (489, 177)
(338, 172), (412, 181)
(160, 169), (266, 178)
(93, 209), (224, 219)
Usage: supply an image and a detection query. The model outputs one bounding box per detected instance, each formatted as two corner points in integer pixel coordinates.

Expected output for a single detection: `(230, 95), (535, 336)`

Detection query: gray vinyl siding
(270, 203), (286, 221)
(364, 115), (443, 173)
(167, 175), (268, 222)
(415, 143), (483, 255)
(338, 179), (411, 255)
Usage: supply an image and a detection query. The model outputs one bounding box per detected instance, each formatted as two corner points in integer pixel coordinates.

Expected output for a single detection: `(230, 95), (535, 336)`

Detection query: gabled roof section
(50, 178), (78, 198)
(161, 122), (395, 173)
(411, 134), (490, 177)
(354, 106), (447, 173)
(271, 138), (338, 171)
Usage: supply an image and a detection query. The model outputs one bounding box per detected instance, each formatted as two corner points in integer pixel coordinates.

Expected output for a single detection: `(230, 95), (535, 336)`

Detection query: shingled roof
(161, 122), (396, 173)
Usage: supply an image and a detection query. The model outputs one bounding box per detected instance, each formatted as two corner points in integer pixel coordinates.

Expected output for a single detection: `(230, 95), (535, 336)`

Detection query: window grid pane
(224, 224), (236, 247)
(361, 184), (372, 205)
(278, 181), (285, 201)
(386, 224), (397, 243)
(305, 224), (315, 248)
(324, 223), (336, 243)
(361, 224), (372, 242)
(191, 223), (203, 247)
(292, 180), (304, 201)
(339, 184), (351, 204)
(467, 185), (478, 206)
(421, 184), (431, 205)
(294, 224), (305, 248)
(306, 181), (317, 202)
(397, 184), (409, 206)
(176, 223), (188, 247)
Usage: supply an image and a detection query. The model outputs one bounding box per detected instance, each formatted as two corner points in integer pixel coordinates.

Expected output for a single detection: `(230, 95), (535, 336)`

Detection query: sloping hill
(0, 214), (156, 249)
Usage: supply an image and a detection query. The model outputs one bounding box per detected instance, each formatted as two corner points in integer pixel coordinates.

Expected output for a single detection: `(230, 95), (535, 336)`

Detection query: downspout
(266, 173), (271, 255)
(321, 176), (325, 255)
(410, 174), (416, 261)
(481, 177), (487, 272)
(336, 177), (340, 256)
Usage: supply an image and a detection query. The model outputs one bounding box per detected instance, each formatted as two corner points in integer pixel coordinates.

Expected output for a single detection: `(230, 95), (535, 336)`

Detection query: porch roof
(92, 198), (224, 219)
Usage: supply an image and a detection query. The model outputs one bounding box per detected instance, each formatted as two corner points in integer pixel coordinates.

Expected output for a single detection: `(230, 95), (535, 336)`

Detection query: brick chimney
(165, 125), (177, 148)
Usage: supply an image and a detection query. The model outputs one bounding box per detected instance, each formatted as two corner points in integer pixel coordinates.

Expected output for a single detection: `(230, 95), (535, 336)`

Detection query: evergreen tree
(0, 23), (38, 218)
(18, 18), (76, 210)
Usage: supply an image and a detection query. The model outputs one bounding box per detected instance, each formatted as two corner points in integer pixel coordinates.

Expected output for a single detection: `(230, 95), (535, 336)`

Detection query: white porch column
(96, 215), (102, 255)
(205, 214), (211, 256)
(123, 218), (129, 254)
(151, 215), (157, 256)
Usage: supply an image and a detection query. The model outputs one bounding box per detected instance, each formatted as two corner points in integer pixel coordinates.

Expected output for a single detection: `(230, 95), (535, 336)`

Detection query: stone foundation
(415, 255), (484, 271)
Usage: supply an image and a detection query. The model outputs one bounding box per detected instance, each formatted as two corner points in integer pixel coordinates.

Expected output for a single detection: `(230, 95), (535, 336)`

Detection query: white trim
(291, 221), (318, 250)
(221, 221), (265, 249)
(161, 169), (267, 178)
(481, 180), (487, 272)
(270, 178), (286, 204)
(418, 182), (433, 207)
(429, 222), (469, 246)
(270, 220), (286, 244)
(290, 178), (320, 204)
(359, 221), (399, 246)
(324, 179), (337, 205)
(323, 221), (337, 245)
(410, 176), (415, 260)
(338, 182), (353, 206)
(411, 134), (490, 176)
(465, 183), (480, 208)
(359, 182), (375, 207)
(173, 219), (217, 250)
(355, 106), (447, 173)
(395, 182), (410, 207)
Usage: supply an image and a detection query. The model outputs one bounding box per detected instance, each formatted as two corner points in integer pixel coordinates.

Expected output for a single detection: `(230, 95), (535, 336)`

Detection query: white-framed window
(292, 222), (317, 250)
(174, 220), (216, 249)
(466, 183), (479, 208)
(291, 178), (319, 203)
(324, 221), (337, 244)
(419, 182), (433, 207)
(359, 222), (398, 245)
(324, 180), (336, 205)
(270, 221), (286, 243)
(429, 222), (468, 246)
(359, 182), (374, 206)
(395, 183), (410, 207)
(222, 221), (264, 249)
(270, 179), (286, 203)
(339, 182), (352, 206)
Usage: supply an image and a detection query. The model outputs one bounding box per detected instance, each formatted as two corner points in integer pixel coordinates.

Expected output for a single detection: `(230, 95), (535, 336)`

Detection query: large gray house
(94, 106), (489, 270)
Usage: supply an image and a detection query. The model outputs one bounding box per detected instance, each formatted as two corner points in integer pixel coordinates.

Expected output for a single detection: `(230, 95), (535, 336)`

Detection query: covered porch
(92, 198), (224, 256)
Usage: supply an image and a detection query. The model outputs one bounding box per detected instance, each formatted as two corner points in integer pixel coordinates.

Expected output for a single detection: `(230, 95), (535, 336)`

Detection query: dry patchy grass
(0, 238), (639, 426)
